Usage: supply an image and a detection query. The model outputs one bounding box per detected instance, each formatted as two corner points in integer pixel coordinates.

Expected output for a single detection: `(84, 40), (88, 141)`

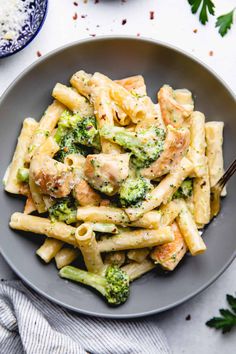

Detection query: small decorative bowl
(0, 0), (48, 59)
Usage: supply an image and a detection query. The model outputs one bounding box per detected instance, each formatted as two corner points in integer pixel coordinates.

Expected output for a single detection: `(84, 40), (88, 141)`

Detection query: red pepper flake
(209, 50), (214, 56)
(73, 1), (78, 6)
(122, 19), (127, 25)
(90, 34), (96, 37)
(36, 51), (42, 57)
(150, 11), (154, 20)
(73, 12), (78, 20)
(81, 15), (87, 18)
(193, 29), (198, 33)
(185, 314), (191, 321)
(94, 0), (99, 3)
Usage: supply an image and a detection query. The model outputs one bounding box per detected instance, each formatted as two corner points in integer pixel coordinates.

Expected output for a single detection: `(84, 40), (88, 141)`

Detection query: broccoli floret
(173, 178), (193, 199)
(73, 116), (100, 149)
(54, 110), (100, 149)
(100, 125), (165, 168)
(59, 265), (130, 305)
(54, 110), (100, 162)
(54, 134), (91, 162)
(49, 197), (77, 224)
(119, 176), (152, 207)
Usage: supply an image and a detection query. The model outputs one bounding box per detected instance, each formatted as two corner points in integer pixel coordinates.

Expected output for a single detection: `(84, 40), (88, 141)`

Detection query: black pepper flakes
(122, 19), (127, 25)
(36, 51), (42, 57)
(94, 0), (99, 3)
(90, 34), (96, 37)
(185, 314), (191, 321)
(193, 29), (198, 33)
(81, 14), (87, 18)
(73, 12), (78, 20)
(73, 1), (78, 6)
(150, 11), (154, 20)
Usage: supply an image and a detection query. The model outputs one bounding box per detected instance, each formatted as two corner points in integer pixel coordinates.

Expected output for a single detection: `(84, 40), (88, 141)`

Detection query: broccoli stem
(17, 168), (29, 182)
(59, 266), (107, 296)
(54, 126), (65, 144)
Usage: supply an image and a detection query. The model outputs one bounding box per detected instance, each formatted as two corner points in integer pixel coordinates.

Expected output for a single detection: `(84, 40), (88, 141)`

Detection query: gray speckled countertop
(0, 1), (235, 352)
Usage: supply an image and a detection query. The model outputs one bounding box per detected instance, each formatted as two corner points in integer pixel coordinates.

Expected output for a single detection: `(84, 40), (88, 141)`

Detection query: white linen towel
(0, 281), (171, 354)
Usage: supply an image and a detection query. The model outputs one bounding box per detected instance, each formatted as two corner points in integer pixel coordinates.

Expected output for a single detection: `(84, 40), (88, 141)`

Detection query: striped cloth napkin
(0, 281), (171, 354)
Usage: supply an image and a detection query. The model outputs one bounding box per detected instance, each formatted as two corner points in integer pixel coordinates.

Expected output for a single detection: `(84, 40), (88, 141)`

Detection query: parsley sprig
(216, 9), (235, 37)
(187, 1), (235, 36)
(188, 0), (215, 24)
(206, 294), (236, 333)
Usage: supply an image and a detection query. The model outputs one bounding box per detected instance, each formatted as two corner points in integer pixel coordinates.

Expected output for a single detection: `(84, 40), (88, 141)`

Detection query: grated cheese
(0, 0), (32, 41)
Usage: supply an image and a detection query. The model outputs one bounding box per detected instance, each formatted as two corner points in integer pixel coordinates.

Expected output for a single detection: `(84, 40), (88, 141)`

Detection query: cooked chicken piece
(158, 85), (193, 128)
(30, 155), (73, 198)
(84, 153), (130, 195)
(141, 125), (190, 179)
(150, 222), (187, 271)
(74, 180), (101, 206)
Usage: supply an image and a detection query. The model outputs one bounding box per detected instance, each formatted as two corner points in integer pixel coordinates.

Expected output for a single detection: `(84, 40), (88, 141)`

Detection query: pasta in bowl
(5, 69), (226, 306)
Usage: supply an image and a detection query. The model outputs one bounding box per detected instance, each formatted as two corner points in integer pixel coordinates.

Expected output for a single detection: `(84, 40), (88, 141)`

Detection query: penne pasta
(97, 227), (174, 252)
(55, 247), (79, 269)
(104, 251), (126, 267)
(75, 223), (106, 274)
(52, 83), (93, 116)
(160, 200), (181, 226)
(92, 86), (121, 153)
(92, 72), (148, 124)
(176, 200), (206, 256)
(193, 164), (211, 225)
(26, 100), (65, 162)
(88, 222), (118, 234)
(121, 260), (155, 282)
(10, 213), (77, 246)
(188, 111), (207, 178)
(205, 121), (226, 196)
(5, 118), (38, 194)
(125, 157), (193, 221)
(70, 70), (92, 98)
(36, 238), (63, 263)
(127, 248), (150, 263)
(76, 206), (162, 229)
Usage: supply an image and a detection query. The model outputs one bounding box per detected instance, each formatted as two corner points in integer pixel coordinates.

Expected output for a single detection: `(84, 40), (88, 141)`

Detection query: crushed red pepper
(150, 11), (154, 20)
(122, 19), (127, 25)
(36, 51), (42, 57)
(209, 50), (214, 56)
(73, 12), (78, 20)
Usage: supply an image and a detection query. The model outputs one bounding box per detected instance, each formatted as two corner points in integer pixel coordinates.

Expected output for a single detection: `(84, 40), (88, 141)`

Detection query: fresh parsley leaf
(188, 0), (215, 24)
(206, 294), (236, 333)
(227, 294), (236, 314)
(216, 9), (235, 37)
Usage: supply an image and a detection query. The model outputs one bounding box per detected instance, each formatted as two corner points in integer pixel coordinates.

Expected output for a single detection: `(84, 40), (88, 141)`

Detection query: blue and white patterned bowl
(0, 0), (48, 59)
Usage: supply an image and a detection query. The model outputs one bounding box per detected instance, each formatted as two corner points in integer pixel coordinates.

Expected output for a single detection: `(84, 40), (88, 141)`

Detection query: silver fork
(210, 159), (236, 219)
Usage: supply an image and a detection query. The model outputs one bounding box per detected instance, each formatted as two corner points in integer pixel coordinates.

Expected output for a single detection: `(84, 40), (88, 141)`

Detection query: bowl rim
(0, 36), (235, 318)
(0, 0), (48, 59)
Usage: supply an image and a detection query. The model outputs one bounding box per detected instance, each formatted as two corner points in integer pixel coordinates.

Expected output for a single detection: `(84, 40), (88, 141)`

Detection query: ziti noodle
(6, 70), (225, 306)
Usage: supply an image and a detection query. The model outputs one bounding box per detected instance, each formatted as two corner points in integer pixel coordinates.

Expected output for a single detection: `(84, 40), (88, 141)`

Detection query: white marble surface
(0, 1), (236, 353)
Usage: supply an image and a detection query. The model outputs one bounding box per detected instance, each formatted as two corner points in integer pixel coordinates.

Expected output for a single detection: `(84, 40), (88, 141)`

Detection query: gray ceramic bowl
(0, 37), (235, 318)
